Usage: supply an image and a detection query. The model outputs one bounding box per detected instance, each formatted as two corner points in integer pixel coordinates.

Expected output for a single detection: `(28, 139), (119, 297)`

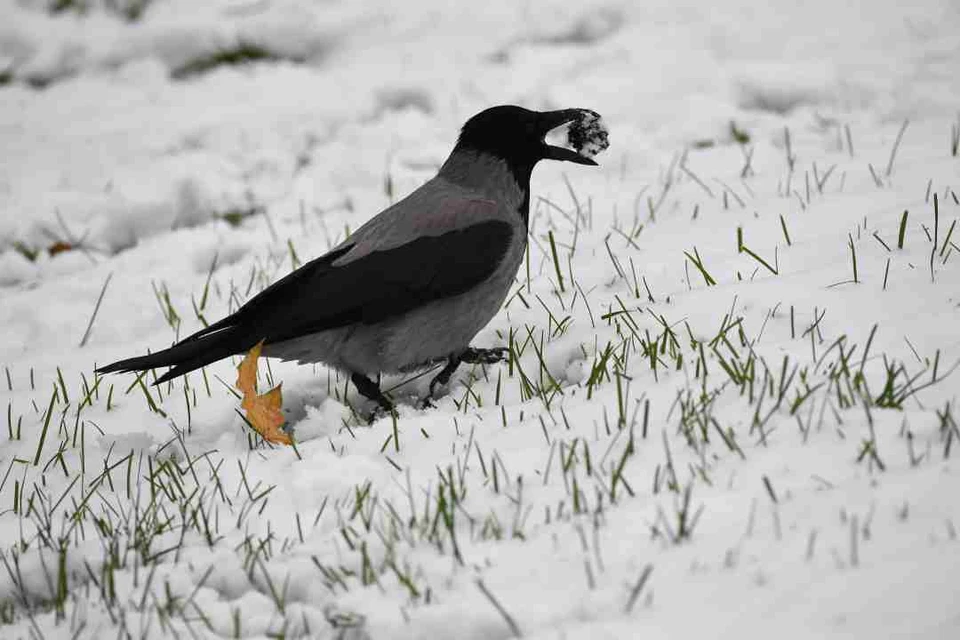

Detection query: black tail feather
(97, 325), (251, 385)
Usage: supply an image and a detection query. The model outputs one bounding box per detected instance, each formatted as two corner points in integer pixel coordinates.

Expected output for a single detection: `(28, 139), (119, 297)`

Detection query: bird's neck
(439, 151), (532, 225)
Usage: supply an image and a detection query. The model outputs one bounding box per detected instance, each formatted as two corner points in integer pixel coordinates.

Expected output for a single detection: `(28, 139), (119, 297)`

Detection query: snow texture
(567, 110), (609, 159)
(2, 0), (960, 638)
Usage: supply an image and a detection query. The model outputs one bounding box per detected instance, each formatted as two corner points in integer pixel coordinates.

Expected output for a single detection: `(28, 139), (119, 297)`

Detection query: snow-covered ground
(2, 0), (960, 637)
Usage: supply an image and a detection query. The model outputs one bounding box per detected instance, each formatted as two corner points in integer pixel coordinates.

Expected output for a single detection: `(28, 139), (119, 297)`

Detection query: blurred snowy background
(3, 0), (957, 269)
(1, 0), (959, 638)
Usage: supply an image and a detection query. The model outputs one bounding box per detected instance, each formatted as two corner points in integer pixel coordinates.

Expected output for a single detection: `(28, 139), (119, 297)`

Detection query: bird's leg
(420, 347), (510, 409)
(350, 373), (394, 421)
(460, 346), (509, 365)
(421, 355), (463, 409)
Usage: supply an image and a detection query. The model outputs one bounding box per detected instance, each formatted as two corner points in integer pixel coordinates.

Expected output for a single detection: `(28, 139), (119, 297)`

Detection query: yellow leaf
(236, 341), (292, 445)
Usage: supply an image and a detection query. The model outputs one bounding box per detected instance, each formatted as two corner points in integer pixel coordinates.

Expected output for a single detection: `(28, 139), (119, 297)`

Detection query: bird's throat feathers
(439, 150), (531, 225)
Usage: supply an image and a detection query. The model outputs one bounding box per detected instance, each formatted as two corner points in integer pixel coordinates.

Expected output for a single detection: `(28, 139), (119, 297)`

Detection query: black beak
(538, 109), (599, 166)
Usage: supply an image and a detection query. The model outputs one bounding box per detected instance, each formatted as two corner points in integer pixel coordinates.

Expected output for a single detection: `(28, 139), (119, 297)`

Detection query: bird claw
(461, 347), (509, 365)
(419, 347), (509, 410)
(365, 403), (397, 425)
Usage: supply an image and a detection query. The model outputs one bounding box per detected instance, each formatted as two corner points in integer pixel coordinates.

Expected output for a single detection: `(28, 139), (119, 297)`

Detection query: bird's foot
(351, 372), (396, 424)
(419, 348), (509, 409)
(419, 354), (461, 409)
(461, 346), (509, 365)
(365, 403), (397, 425)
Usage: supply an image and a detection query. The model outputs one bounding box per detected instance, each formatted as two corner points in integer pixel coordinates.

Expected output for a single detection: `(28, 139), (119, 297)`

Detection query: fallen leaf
(48, 241), (74, 256)
(236, 341), (292, 445)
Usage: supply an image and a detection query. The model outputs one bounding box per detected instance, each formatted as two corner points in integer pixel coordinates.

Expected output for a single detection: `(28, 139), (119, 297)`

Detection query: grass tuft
(171, 42), (305, 80)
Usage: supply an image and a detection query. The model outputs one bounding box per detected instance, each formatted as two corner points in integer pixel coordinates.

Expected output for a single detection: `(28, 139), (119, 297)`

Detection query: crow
(98, 105), (606, 414)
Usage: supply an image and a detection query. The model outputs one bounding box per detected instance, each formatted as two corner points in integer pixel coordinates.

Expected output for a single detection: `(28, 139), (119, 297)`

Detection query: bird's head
(453, 105), (604, 172)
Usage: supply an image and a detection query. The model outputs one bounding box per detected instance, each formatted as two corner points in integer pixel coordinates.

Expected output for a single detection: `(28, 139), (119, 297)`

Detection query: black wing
(98, 219), (514, 383)
(236, 219), (514, 341)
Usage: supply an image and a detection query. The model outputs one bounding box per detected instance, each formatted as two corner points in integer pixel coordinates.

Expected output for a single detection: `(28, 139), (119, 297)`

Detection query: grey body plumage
(98, 105), (603, 411)
(265, 153), (528, 376)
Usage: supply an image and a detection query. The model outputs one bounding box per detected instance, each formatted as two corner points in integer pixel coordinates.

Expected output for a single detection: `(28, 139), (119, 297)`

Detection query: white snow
(567, 110), (609, 159)
(2, 0), (960, 638)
